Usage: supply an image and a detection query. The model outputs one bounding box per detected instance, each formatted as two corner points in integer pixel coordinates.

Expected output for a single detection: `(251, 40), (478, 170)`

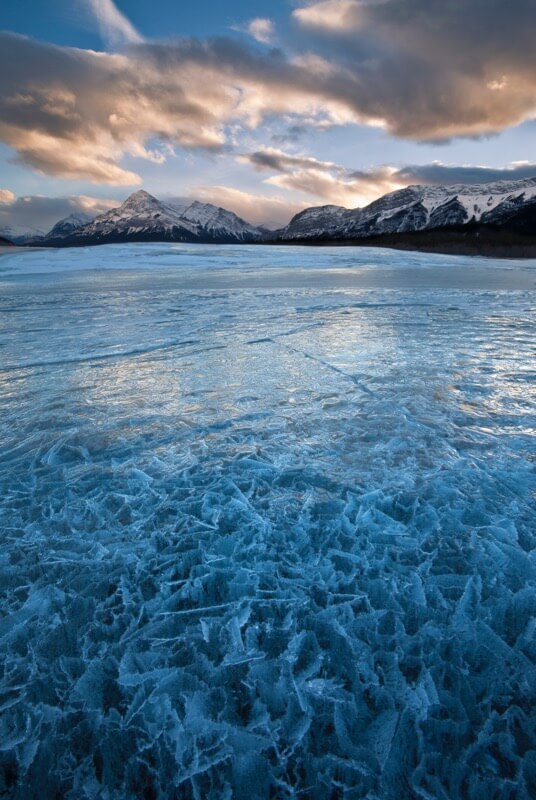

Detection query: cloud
(0, 34), (235, 184)
(240, 148), (402, 205)
(192, 185), (303, 228)
(0, 32), (360, 185)
(293, 0), (357, 31)
(394, 161), (536, 186)
(241, 149), (536, 208)
(235, 18), (276, 45)
(0, 189), (16, 204)
(3, 159), (534, 236)
(0, 193), (118, 236)
(291, 0), (536, 139)
(271, 124), (308, 145)
(266, 169), (382, 206)
(2, 2), (536, 187)
(243, 148), (339, 174)
(80, 0), (143, 48)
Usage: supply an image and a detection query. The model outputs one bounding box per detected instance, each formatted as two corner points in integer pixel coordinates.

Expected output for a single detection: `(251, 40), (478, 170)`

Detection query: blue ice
(0, 244), (535, 799)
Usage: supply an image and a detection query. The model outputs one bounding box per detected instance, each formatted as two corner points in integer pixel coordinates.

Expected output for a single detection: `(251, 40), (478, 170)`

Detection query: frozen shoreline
(0, 244), (44, 257)
(1, 242), (535, 291)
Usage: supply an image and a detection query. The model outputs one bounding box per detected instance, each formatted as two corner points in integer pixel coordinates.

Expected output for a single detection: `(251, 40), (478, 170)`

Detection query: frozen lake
(1, 244), (535, 799)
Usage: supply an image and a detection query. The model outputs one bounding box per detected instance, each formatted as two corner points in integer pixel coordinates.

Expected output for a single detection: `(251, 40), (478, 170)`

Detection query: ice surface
(0, 244), (535, 799)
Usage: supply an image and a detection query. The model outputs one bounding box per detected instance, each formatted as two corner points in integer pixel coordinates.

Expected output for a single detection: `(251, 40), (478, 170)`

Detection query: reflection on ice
(0, 245), (535, 799)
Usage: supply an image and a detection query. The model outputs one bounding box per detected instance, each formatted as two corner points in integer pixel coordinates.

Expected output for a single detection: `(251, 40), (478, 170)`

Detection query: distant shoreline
(0, 245), (26, 255)
(15, 179), (536, 259)
(5, 226), (536, 262)
(258, 243), (536, 260)
(260, 224), (536, 260)
(0, 245), (44, 256)
(14, 238), (536, 260)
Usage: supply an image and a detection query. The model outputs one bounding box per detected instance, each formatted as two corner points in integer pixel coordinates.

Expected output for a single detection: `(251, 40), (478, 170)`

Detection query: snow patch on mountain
(40, 191), (262, 245)
(279, 176), (536, 240)
(414, 177), (536, 219)
(179, 201), (261, 241)
(0, 223), (47, 244)
(43, 212), (93, 241)
(83, 190), (200, 237)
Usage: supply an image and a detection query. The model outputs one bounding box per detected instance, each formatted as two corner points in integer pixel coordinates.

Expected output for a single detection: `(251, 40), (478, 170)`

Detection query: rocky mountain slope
(0, 225), (46, 245)
(43, 212), (93, 242)
(38, 191), (261, 246)
(28, 177), (536, 255)
(276, 177), (536, 245)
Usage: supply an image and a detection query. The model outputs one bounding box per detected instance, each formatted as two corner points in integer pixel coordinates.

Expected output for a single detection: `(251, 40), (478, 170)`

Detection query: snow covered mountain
(277, 177), (536, 241)
(2, 212), (93, 245)
(0, 224), (47, 245)
(31, 178), (536, 253)
(178, 200), (261, 241)
(40, 191), (262, 246)
(42, 212), (93, 241)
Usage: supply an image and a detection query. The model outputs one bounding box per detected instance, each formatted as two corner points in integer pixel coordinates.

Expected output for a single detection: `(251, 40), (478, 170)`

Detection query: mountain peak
(180, 200), (259, 237)
(39, 190), (262, 245)
(278, 175), (536, 241)
(120, 190), (160, 209)
(187, 200), (215, 210)
(46, 211), (93, 239)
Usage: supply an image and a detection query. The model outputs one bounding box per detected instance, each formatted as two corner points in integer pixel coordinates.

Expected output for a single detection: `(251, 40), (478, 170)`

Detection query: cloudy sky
(1, 0), (535, 232)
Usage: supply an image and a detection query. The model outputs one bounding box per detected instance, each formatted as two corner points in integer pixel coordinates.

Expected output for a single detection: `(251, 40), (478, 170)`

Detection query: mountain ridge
(36, 191), (262, 246)
(25, 177), (536, 255)
(275, 177), (536, 241)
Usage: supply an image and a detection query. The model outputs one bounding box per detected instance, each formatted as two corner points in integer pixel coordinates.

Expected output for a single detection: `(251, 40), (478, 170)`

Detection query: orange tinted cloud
(240, 148), (536, 207)
(2, 1), (536, 186)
